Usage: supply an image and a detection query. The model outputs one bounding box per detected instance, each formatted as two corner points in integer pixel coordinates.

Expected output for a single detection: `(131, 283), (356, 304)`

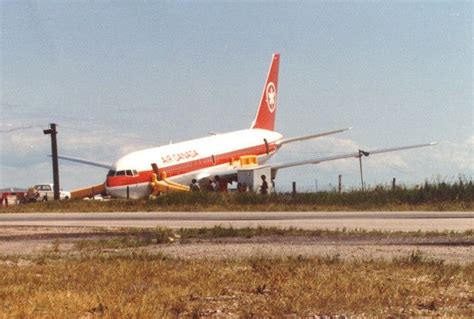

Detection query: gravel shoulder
(0, 226), (472, 264)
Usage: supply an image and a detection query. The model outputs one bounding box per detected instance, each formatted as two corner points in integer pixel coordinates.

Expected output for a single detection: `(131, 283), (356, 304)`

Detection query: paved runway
(0, 211), (472, 231)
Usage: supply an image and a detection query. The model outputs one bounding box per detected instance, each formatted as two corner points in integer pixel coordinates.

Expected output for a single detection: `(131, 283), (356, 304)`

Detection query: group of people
(189, 174), (270, 194)
(189, 175), (222, 192)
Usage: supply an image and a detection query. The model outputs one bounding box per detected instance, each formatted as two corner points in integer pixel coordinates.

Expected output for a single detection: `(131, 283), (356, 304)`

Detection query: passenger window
(44, 185), (52, 191)
(116, 171), (125, 176)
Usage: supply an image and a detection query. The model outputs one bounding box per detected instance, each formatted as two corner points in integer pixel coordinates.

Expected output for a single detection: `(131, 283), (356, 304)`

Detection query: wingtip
(429, 141), (439, 146)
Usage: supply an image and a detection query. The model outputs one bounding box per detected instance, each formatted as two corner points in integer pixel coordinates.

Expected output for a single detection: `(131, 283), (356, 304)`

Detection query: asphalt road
(0, 211), (473, 231)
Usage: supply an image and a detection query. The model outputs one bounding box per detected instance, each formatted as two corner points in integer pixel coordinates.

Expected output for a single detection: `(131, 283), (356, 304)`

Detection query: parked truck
(32, 184), (71, 201)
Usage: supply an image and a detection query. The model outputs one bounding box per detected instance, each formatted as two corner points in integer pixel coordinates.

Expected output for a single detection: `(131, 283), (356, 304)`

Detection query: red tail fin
(251, 53), (280, 131)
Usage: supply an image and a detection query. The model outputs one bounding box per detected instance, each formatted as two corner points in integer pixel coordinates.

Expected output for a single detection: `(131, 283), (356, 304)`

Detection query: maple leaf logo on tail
(266, 82), (277, 113)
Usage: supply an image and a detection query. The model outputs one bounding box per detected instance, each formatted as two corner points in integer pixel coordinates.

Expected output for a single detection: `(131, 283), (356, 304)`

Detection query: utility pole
(43, 123), (60, 200)
(358, 149), (369, 191)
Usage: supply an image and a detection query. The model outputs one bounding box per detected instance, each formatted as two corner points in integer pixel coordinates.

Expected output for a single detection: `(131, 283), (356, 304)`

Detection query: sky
(1, 1), (472, 191)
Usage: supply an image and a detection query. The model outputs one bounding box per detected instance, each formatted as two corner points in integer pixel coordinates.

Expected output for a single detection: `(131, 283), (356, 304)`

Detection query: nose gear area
(150, 172), (190, 195)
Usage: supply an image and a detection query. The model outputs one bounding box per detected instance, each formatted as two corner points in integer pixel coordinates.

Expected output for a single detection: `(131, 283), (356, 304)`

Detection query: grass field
(1, 252), (472, 317)
(3, 180), (473, 213)
(1, 180), (471, 316)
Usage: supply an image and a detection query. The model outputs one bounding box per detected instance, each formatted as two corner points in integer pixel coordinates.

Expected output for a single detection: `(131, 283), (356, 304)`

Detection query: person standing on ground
(206, 179), (216, 192)
(214, 175), (221, 192)
(190, 179), (200, 191)
(260, 175), (268, 195)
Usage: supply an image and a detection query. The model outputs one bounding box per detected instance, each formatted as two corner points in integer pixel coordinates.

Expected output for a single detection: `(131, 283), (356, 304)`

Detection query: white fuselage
(105, 129), (283, 198)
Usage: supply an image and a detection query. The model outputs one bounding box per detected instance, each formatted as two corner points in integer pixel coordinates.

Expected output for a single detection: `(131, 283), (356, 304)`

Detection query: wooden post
(43, 123), (60, 200)
(292, 182), (296, 196)
(392, 178), (396, 190)
(338, 175), (342, 193)
(126, 186), (130, 199)
(358, 155), (364, 191)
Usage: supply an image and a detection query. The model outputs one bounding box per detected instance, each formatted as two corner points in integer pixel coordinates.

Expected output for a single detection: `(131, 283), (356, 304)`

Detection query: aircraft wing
(54, 155), (113, 169)
(195, 142), (437, 182)
(276, 127), (352, 146)
(271, 142), (437, 174)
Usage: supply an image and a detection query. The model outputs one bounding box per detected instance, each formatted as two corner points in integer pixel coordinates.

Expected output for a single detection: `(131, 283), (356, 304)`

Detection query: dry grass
(176, 225), (473, 239)
(1, 252), (472, 317)
(3, 179), (473, 213)
(73, 228), (177, 251)
(2, 197), (472, 214)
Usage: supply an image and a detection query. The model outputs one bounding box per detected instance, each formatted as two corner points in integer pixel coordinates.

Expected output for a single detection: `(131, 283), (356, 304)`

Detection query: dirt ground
(0, 226), (472, 264)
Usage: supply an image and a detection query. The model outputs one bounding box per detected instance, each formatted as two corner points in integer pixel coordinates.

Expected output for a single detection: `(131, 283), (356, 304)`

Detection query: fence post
(292, 182), (296, 197)
(126, 186), (130, 199)
(392, 178), (396, 190)
(338, 175), (342, 193)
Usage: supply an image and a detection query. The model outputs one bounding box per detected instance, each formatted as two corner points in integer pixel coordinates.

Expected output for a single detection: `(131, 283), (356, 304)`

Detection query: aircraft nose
(106, 176), (114, 187)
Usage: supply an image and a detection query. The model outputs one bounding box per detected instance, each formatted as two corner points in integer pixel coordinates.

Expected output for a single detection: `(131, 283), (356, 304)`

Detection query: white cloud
(431, 137), (473, 172)
(0, 119), (156, 188)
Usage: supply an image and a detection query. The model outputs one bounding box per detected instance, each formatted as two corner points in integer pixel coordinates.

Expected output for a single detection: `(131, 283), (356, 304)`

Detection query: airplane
(57, 53), (436, 198)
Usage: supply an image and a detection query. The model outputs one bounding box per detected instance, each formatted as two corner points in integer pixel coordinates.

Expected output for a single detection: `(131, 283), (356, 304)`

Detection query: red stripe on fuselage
(106, 143), (277, 187)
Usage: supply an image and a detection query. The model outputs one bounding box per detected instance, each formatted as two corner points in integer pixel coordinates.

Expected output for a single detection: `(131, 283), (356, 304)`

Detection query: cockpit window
(108, 169), (137, 177)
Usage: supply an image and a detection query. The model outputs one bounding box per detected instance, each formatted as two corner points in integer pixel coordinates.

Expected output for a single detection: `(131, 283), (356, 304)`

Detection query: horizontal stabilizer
(53, 155), (113, 169)
(272, 142), (437, 171)
(276, 127), (352, 146)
